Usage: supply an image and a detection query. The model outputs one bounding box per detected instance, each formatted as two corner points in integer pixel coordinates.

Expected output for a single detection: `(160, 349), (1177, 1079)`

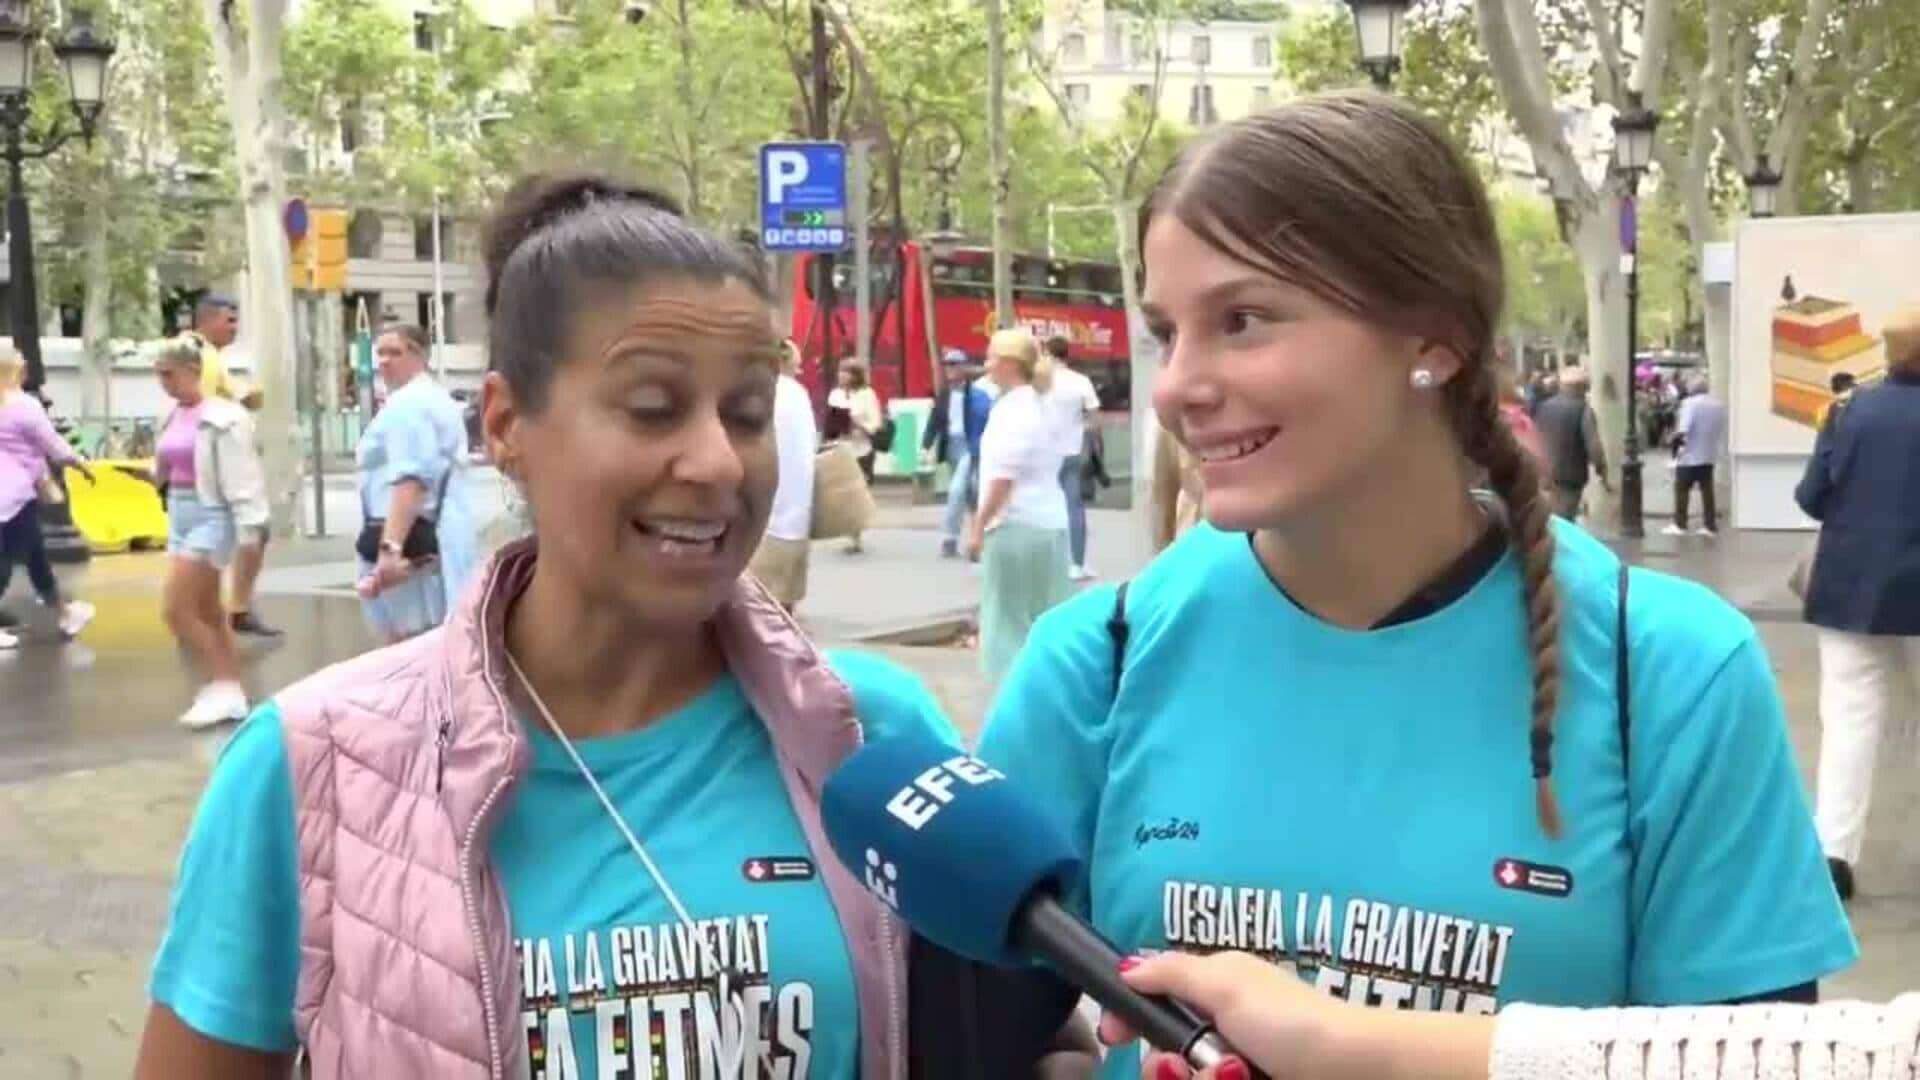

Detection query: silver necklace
(505, 649), (763, 1074)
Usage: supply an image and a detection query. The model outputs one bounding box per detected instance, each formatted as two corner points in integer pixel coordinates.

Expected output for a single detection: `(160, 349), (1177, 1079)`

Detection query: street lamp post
(0, 6), (114, 563)
(1344, 0), (1413, 91)
(1610, 91), (1658, 540)
(1745, 153), (1783, 218)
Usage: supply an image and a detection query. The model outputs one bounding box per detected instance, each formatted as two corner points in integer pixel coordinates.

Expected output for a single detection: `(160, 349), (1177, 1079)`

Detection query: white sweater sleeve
(1490, 995), (1920, 1079)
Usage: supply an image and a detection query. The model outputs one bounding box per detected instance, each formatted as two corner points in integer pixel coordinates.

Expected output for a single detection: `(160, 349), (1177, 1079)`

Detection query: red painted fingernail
(1118, 955), (1143, 973)
(1155, 1058), (1187, 1080)
(1216, 1058), (1250, 1080)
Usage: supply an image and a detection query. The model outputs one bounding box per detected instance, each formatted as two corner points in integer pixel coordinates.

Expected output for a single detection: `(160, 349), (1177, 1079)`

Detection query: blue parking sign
(760, 142), (849, 253)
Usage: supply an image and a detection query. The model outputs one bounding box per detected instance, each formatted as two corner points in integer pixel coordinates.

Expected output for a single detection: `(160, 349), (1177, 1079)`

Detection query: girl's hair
(155, 335), (206, 371)
(380, 322), (431, 355)
(1141, 90), (1565, 839)
(482, 173), (770, 412)
(843, 362), (870, 390)
(988, 327), (1054, 394)
(0, 344), (22, 391)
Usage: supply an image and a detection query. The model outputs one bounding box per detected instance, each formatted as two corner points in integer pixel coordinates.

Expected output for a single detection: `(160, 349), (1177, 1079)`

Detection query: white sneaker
(1069, 565), (1097, 582)
(179, 682), (250, 731)
(1660, 524), (1687, 537)
(0, 629), (17, 650)
(1694, 527), (1718, 538)
(58, 601), (95, 640)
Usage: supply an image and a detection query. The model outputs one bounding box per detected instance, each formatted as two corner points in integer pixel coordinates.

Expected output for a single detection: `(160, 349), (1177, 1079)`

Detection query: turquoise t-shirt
(150, 650), (957, 1079)
(978, 521), (1856, 1079)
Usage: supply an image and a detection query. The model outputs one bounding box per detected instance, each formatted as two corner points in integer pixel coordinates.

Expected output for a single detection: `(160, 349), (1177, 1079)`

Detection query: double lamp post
(0, 3), (114, 561)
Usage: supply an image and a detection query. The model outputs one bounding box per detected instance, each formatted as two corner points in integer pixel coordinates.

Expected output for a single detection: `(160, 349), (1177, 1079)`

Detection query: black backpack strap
(1107, 581), (1131, 699)
(1616, 562), (1632, 769)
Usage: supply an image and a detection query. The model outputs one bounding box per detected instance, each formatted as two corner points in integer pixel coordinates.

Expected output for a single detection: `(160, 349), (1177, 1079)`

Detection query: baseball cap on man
(941, 348), (970, 366)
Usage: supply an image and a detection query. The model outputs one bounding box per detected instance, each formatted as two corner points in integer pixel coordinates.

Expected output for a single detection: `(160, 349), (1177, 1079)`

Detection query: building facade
(1037, 1), (1288, 131)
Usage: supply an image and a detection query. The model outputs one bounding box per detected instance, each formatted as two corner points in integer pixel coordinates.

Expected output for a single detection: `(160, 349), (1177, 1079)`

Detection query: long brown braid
(1139, 90), (1569, 839)
(1451, 366), (1564, 838)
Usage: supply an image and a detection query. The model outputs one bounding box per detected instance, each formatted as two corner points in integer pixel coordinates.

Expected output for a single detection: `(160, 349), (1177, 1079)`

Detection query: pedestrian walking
(967, 327), (1073, 684)
(747, 339), (816, 612)
(0, 346), (95, 649)
(192, 295), (282, 638)
(976, 92), (1852, 1080)
(1796, 303), (1920, 902)
(151, 336), (268, 730)
(134, 172), (1090, 1077)
(352, 322), (479, 644)
(1533, 365), (1611, 520)
(825, 360), (883, 553)
(1042, 335), (1102, 580)
(923, 347), (993, 558)
(1663, 373), (1727, 538)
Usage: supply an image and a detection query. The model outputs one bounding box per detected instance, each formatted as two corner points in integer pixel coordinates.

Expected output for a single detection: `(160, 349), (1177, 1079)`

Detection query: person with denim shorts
(153, 336), (264, 730)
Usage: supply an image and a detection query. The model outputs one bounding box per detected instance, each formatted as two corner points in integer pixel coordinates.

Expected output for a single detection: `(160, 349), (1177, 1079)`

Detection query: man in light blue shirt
(1665, 374), (1728, 538)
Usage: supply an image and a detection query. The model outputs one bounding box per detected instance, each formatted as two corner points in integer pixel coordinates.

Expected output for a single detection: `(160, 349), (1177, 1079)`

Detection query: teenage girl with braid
(974, 92), (1855, 1080)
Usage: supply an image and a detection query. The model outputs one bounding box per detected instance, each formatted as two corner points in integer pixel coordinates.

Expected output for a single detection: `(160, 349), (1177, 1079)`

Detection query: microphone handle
(1012, 893), (1271, 1080)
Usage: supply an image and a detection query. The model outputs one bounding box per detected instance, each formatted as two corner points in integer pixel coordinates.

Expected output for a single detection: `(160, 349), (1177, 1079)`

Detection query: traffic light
(290, 207), (350, 291)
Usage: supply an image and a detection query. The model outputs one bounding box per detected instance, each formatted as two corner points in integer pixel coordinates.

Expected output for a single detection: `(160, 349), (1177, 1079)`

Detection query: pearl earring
(1411, 369), (1437, 390)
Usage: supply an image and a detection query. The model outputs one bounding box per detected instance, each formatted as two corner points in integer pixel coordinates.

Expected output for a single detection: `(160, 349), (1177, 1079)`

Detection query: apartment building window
(418, 292), (455, 344)
(1129, 28), (1151, 63)
(340, 105), (364, 153)
(1190, 34), (1210, 65)
(413, 11), (434, 52)
(414, 216), (450, 260)
(1188, 83), (1218, 126)
(1062, 30), (1086, 64)
(1103, 21), (1123, 64)
(1252, 34), (1272, 69)
(1065, 82), (1091, 120)
(1129, 82), (1153, 103)
(1252, 84), (1273, 110)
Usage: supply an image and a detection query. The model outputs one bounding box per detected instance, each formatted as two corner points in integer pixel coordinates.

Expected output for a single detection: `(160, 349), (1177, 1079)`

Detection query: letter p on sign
(767, 150), (809, 203)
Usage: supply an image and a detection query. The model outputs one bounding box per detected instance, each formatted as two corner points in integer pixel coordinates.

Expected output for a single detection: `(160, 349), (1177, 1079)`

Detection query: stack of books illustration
(1770, 280), (1885, 426)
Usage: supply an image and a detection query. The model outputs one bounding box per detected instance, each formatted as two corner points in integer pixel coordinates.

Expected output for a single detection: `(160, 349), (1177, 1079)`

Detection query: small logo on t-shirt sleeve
(742, 856), (816, 883)
(1493, 857), (1574, 898)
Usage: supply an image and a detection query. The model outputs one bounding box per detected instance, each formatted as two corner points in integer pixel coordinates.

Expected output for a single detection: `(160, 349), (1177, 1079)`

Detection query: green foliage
(1495, 190), (1584, 348)
(36, 0), (238, 338)
(1276, 0), (1495, 151)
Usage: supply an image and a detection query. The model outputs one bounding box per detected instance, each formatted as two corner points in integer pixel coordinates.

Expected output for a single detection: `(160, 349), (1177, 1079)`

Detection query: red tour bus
(788, 239), (1132, 408)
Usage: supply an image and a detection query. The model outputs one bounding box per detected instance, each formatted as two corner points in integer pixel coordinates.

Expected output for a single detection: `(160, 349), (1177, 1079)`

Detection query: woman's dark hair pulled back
(483, 173), (770, 411)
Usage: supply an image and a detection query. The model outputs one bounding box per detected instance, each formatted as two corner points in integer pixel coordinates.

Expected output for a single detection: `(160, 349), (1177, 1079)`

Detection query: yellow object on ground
(64, 459), (168, 554)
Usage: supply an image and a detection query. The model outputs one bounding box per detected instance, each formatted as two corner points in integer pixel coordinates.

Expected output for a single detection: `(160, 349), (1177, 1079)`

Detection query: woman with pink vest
(135, 175), (1092, 1078)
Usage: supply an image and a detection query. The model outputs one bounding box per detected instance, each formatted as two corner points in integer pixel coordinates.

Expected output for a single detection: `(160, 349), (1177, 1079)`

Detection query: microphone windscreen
(821, 733), (1082, 967)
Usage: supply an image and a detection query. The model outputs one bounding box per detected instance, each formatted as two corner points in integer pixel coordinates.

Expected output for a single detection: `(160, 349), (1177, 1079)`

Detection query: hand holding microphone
(819, 734), (1267, 1079)
(1098, 951), (1393, 1080)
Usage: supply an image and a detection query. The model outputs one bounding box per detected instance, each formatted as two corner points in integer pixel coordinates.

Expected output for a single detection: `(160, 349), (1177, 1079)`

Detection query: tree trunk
(1845, 148), (1873, 213)
(78, 154), (113, 424)
(207, 0), (300, 535)
(1113, 198), (1157, 534)
(1572, 206), (1628, 517)
(985, 0), (1012, 327)
(673, 0), (702, 217)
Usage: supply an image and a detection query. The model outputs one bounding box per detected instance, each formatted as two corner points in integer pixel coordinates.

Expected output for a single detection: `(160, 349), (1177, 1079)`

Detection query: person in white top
(968, 327), (1073, 683)
(748, 341), (818, 612)
(1100, 949), (1920, 1080)
(1041, 335), (1103, 581)
(825, 362), (884, 553)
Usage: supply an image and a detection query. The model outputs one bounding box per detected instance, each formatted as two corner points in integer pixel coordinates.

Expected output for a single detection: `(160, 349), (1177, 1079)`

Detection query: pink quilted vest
(274, 540), (911, 1078)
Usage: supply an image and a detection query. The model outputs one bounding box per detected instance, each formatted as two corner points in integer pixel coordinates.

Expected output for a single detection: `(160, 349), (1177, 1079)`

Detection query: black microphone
(818, 733), (1267, 1076)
